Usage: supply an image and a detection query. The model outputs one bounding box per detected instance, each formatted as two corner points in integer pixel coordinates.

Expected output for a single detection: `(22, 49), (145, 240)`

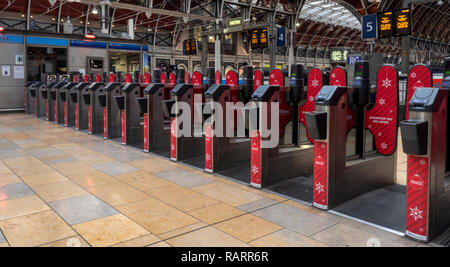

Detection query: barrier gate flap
(254, 70), (263, 90)
(270, 69), (291, 138)
(300, 68), (323, 143)
(169, 72), (176, 85)
(364, 65), (398, 156)
(184, 72), (190, 84)
(406, 65), (432, 120)
(215, 71), (222, 85)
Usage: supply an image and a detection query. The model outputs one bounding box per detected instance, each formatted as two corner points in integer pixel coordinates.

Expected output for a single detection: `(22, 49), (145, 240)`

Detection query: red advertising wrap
(329, 67), (353, 132)
(103, 108), (107, 139)
(184, 71), (190, 84)
(54, 101), (57, 122)
(313, 141), (328, 209)
(254, 69), (263, 90)
(88, 105), (92, 134)
(143, 113), (149, 152)
(46, 99), (49, 120)
(226, 70), (239, 103)
(270, 69), (291, 138)
(170, 117), (177, 160)
(215, 71), (221, 85)
(365, 65), (398, 155)
(299, 68), (324, 143)
(169, 72), (176, 86)
(406, 155), (429, 241)
(124, 73), (132, 84)
(121, 110), (126, 144)
(250, 130), (261, 187)
(64, 102), (68, 126)
(406, 65), (432, 120)
(75, 103), (79, 130)
(204, 123), (213, 173)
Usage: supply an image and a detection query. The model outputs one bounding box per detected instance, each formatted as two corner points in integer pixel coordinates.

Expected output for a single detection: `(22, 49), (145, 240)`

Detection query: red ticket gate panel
(254, 69), (263, 90)
(299, 68), (324, 143)
(121, 75), (132, 144)
(365, 65), (399, 156)
(184, 71), (190, 84)
(329, 67), (353, 132)
(406, 65), (432, 120)
(215, 71), (222, 85)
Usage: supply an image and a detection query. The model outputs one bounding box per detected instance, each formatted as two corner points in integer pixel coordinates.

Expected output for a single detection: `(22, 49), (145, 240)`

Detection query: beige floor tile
(193, 182), (264, 207)
(32, 180), (88, 202)
(86, 182), (150, 206)
(158, 222), (208, 240)
(73, 214), (150, 247)
(188, 203), (245, 224)
(128, 158), (176, 173)
(39, 236), (91, 247)
(0, 174), (21, 186)
(50, 161), (97, 176)
(112, 234), (161, 247)
(116, 198), (199, 235)
(0, 243), (9, 247)
(284, 200), (324, 215)
(20, 172), (69, 187)
(311, 223), (406, 247)
(0, 195), (50, 221)
(146, 184), (219, 212)
(2, 132), (30, 140)
(0, 210), (76, 247)
(215, 214), (282, 243)
(250, 229), (328, 247)
(3, 157), (53, 176)
(114, 171), (173, 191)
(147, 241), (171, 247)
(166, 226), (249, 247)
(74, 153), (114, 165)
(66, 171), (118, 188)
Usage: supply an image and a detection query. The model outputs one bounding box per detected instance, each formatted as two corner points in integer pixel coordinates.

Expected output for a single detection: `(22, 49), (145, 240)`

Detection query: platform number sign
(277, 27), (286, 47)
(362, 14), (377, 40)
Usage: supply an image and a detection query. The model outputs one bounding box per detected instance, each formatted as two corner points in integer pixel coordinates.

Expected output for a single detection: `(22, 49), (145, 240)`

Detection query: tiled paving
(0, 113), (432, 247)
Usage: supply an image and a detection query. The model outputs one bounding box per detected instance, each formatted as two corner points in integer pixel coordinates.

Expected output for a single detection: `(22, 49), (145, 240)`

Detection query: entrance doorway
(27, 47), (67, 81)
(109, 52), (140, 73)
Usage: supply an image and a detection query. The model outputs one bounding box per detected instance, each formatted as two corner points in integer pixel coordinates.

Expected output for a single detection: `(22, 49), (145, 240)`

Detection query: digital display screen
(394, 9), (411, 36)
(183, 39), (196, 55)
(260, 28), (268, 49)
(445, 60), (450, 76)
(251, 29), (259, 49)
(330, 49), (349, 63)
(378, 11), (393, 38)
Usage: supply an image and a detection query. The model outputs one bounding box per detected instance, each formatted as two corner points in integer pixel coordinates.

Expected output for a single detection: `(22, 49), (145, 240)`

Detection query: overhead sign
(362, 14), (377, 40)
(259, 28), (269, 49)
(250, 29), (259, 49)
(183, 39), (197, 55)
(277, 27), (286, 47)
(378, 11), (394, 38)
(394, 9), (411, 36)
(227, 19), (242, 28)
(348, 55), (362, 65)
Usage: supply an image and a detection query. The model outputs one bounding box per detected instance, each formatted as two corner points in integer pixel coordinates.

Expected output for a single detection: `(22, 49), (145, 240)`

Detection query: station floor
(0, 113), (434, 247)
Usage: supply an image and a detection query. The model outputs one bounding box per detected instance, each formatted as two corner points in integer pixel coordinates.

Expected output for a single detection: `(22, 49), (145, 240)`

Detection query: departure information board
(260, 28), (268, 49)
(394, 9), (411, 36)
(251, 29), (259, 49)
(378, 11), (394, 38)
(250, 28), (269, 49)
(183, 39), (197, 55)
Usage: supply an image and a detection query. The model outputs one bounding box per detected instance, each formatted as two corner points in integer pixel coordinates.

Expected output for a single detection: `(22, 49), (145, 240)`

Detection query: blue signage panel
(362, 14), (377, 39)
(109, 42), (141, 51)
(0, 35), (24, 44)
(348, 55), (362, 65)
(142, 45), (148, 52)
(277, 27), (286, 47)
(70, 40), (106, 48)
(26, 36), (68, 46)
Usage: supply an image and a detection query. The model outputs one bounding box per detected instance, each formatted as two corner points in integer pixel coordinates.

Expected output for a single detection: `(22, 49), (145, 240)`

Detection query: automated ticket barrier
(25, 81), (37, 114)
(203, 67), (259, 177)
(77, 74), (101, 131)
(72, 75), (91, 130)
(400, 58), (450, 242)
(86, 72), (112, 135)
(50, 74), (70, 124)
(305, 62), (401, 231)
(170, 69), (215, 165)
(121, 71), (151, 146)
(108, 73), (132, 142)
(59, 73), (83, 127)
(250, 65), (316, 190)
(141, 70), (170, 153)
(98, 73), (122, 139)
(28, 81), (46, 117)
(39, 75), (58, 120)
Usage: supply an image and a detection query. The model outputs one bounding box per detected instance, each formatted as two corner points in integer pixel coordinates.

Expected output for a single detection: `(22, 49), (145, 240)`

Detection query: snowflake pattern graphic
(311, 79), (319, 87)
(382, 78), (391, 88)
(205, 153), (211, 161)
(309, 96), (314, 102)
(331, 73), (336, 79)
(171, 144), (176, 151)
(410, 72), (417, 79)
(378, 98), (386, 106)
(251, 165), (259, 175)
(315, 182), (325, 194)
(410, 206), (423, 221)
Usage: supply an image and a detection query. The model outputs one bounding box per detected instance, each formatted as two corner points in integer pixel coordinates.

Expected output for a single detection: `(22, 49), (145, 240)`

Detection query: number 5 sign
(362, 14), (377, 40)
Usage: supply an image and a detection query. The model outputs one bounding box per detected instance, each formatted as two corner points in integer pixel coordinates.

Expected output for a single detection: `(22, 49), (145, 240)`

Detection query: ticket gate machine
(305, 62), (400, 229)
(204, 67), (258, 176)
(25, 81), (37, 114)
(108, 73), (132, 142)
(50, 74), (70, 124)
(170, 69), (215, 165)
(121, 71), (151, 146)
(39, 75), (58, 120)
(400, 58), (450, 242)
(250, 65), (316, 189)
(85, 72), (111, 135)
(61, 74), (81, 127)
(73, 75), (92, 130)
(97, 73), (121, 139)
(28, 82), (45, 116)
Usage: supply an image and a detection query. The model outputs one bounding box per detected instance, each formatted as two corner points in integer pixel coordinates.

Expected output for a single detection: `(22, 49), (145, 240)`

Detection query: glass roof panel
(300, 0), (361, 29)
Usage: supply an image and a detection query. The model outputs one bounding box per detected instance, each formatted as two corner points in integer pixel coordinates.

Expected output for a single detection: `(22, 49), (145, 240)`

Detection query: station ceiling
(0, 0), (448, 58)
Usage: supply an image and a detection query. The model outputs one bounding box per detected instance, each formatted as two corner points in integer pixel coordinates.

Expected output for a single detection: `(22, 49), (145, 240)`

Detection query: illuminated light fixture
(92, 5), (98, 15)
(0, 26), (4, 32)
(84, 34), (96, 39)
(21, 14), (25, 18)
(52, 17), (55, 21)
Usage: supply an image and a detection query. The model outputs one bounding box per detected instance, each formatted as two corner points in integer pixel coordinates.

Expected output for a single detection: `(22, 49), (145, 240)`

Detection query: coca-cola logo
(315, 156), (325, 167)
(410, 174), (425, 191)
